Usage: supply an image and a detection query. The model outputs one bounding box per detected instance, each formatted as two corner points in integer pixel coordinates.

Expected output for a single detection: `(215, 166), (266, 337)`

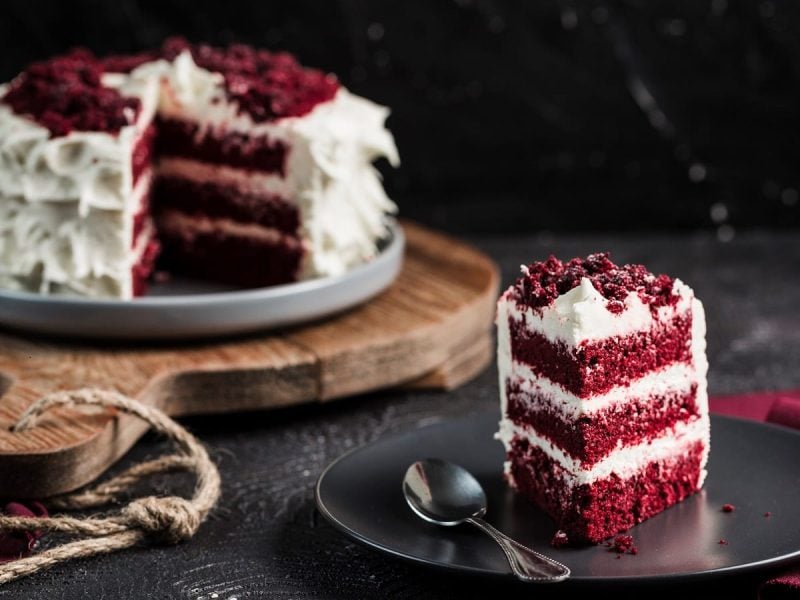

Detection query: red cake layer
(157, 220), (303, 287)
(507, 436), (705, 543)
(509, 312), (693, 397)
(513, 253), (678, 316)
(505, 382), (700, 466)
(131, 236), (160, 297)
(2, 49), (140, 137)
(153, 176), (299, 233)
(156, 118), (287, 174)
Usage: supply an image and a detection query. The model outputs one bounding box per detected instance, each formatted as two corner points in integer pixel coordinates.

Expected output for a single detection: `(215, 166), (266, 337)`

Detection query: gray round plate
(316, 413), (800, 583)
(0, 222), (404, 341)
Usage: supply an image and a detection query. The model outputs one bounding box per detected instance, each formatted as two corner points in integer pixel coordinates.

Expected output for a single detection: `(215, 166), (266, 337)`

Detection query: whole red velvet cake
(0, 38), (398, 298)
(496, 253), (709, 544)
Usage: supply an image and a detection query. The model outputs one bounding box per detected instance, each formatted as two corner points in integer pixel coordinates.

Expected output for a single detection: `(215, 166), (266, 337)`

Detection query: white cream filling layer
(158, 210), (301, 247)
(504, 360), (699, 419)
(157, 156), (294, 199)
(132, 219), (156, 262)
(497, 416), (710, 487)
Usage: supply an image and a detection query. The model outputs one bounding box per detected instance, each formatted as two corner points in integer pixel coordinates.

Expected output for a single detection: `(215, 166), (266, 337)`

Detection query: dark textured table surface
(3, 230), (799, 599)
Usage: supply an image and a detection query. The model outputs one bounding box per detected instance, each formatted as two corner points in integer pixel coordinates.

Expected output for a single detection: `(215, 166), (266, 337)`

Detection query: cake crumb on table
(611, 535), (638, 555)
(550, 530), (570, 548)
(721, 503), (735, 512)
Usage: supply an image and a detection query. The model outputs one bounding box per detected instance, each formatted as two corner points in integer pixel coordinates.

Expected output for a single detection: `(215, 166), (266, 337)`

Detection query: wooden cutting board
(0, 222), (499, 498)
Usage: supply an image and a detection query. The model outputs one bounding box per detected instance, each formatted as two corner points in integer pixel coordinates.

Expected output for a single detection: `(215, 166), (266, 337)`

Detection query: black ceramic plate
(316, 413), (800, 583)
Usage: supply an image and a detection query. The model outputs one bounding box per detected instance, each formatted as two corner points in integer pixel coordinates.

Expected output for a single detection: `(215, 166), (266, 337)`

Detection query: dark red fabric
(710, 390), (800, 599)
(0, 501), (48, 563)
(709, 390), (800, 424)
(765, 395), (800, 431)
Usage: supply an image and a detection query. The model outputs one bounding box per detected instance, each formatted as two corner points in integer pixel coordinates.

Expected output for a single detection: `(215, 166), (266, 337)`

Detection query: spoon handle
(466, 517), (570, 582)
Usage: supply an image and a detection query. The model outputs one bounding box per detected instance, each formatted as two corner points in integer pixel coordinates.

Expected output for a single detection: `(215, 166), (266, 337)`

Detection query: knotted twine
(0, 389), (221, 585)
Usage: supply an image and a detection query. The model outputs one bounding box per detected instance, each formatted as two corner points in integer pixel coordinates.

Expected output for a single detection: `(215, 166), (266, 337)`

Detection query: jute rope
(0, 389), (221, 585)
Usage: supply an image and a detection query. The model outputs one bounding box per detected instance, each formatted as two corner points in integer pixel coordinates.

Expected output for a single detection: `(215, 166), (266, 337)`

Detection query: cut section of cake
(134, 39), (398, 286)
(496, 253), (709, 544)
(0, 39), (398, 298)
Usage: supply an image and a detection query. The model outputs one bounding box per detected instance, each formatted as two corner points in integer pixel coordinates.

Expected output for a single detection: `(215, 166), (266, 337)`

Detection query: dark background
(2, 0), (800, 234)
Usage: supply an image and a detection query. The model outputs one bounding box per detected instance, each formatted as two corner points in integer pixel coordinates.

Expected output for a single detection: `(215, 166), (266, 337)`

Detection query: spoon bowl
(403, 458), (487, 525)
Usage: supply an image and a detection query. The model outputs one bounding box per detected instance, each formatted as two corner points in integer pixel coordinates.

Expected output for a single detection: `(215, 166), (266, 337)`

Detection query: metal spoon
(402, 458), (570, 582)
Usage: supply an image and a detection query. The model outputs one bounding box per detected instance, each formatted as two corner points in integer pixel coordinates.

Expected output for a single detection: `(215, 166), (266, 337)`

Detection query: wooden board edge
(402, 330), (494, 391)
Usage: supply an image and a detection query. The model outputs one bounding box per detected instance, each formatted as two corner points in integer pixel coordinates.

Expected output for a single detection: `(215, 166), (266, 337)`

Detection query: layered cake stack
(496, 253), (709, 543)
(0, 38), (398, 298)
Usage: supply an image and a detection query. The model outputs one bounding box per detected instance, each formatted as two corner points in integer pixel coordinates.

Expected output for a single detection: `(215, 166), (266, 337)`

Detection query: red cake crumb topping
(719, 539), (729, 545)
(550, 530), (570, 548)
(611, 535), (638, 555)
(170, 38), (338, 122)
(104, 37), (339, 123)
(2, 49), (141, 137)
(721, 503), (736, 513)
(764, 512), (772, 518)
(513, 253), (678, 316)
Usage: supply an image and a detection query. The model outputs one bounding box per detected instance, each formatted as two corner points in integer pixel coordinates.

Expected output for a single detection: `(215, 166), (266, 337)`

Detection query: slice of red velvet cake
(496, 253), (709, 544)
(0, 39), (398, 298)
